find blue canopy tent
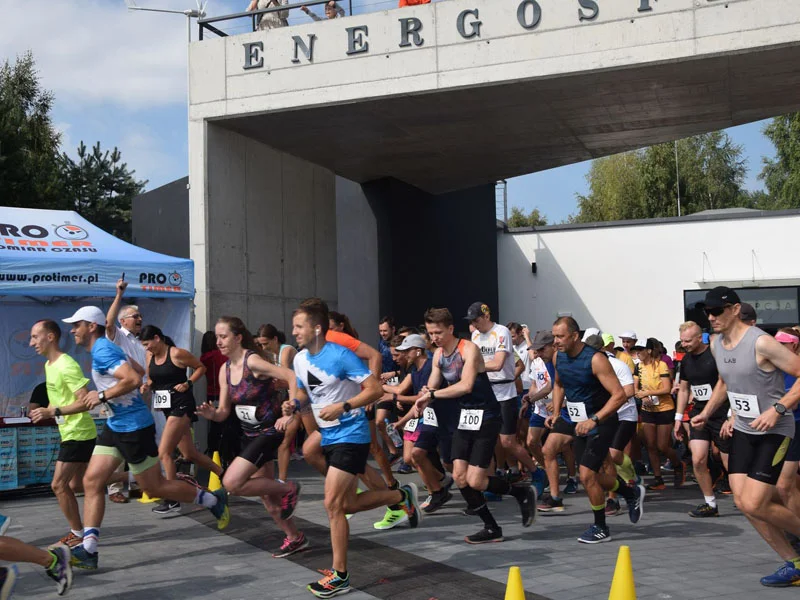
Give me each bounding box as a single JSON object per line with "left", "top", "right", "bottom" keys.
{"left": 0, "top": 207, "right": 194, "bottom": 415}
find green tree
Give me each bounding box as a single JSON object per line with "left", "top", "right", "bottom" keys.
{"left": 0, "top": 52, "right": 63, "bottom": 208}
{"left": 760, "top": 114, "right": 800, "bottom": 208}
{"left": 508, "top": 206, "right": 548, "bottom": 227}
{"left": 574, "top": 152, "right": 646, "bottom": 223}
{"left": 60, "top": 142, "right": 146, "bottom": 241}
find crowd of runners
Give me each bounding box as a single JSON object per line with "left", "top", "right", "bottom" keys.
{"left": 4, "top": 282, "right": 800, "bottom": 597}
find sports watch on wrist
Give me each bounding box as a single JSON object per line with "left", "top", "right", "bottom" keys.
{"left": 54, "top": 407, "right": 62, "bottom": 418}
{"left": 342, "top": 402, "right": 352, "bottom": 413}
{"left": 591, "top": 414, "right": 600, "bottom": 423}
{"left": 98, "top": 391, "right": 106, "bottom": 403}
{"left": 774, "top": 403, "right": 788, "bottom": 415}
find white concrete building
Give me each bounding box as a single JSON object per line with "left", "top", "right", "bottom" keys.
{"left": 497, "top": 209, "right": 800, "bottom": 348}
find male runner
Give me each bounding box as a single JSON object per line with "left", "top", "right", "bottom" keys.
{"left": 290, "top": 301, "right": 420, "bottom": 597}
{"left": 467, "top": 303, "right": 539, "bottom": 483}
{"left": 691, "top": 287, "right": 800, "bottom": 586}
{"left": 549, "top": 317, "right": 644, "bottom": 544}
{"left": 28, "top": 320, "right": 97, "bottom": 549}
{"left": 675, "top": 321, "right": 730, "bottom": 517}
{"left": 415, "top": 308, "right": 535, "bottom": 544}
{"left": 63, "top": 306, "right": 229, "bottom": 570}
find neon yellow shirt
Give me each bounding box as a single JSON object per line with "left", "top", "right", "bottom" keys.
{"left": 45, "top": 353, "right": 96, "bottom": 442}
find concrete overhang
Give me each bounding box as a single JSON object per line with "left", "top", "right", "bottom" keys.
{"left": 190, "top": 0, "right": 800, "bottom": 194}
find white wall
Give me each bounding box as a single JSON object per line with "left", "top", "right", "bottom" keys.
{"left": 498, "top": 213, "right": 800, "bottom": 348}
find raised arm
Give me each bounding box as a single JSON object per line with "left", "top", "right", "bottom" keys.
{"left": 105, "top": 278, "right": 127, "bottom": 342}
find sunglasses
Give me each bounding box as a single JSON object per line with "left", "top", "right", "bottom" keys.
{"left": 703, "top": 305, "right": 731, "bottom": 317}
{"left": 123, "top": 313, "right": 142, "bottom": 320}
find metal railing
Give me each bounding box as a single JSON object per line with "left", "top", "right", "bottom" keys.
{"left": 198, "top": 0, "right": 429, "bottom": 40}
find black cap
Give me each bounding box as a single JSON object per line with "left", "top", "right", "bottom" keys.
{"left": 465, "top": 302, "right": 490, "bottom": 321}
{"left": 701, "top": 286, "right": 741, "bottom": 309}
{"left": 740, "top": 302, "right": 757, "bottom": 322}
{"left": 645, "top": 337, "right": 659, "bottom": 351}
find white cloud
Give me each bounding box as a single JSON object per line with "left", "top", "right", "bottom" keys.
{"left": 0, "top": 0, "right": 239, "bottom": 110}
{"left": 53, "top": 122, "right": 73, "bottom": 152}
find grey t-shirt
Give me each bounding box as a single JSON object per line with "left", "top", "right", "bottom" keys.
{"left": 714, "top": 326, "right": 794, "bottom": 438}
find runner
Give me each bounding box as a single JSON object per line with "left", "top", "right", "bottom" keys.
{"left": 415, "top": 308, "right": 536, "bottom": 544}
{"left": 384, "top": 334, "right": 455, "bottom": 513}
{"left": 255, "top": 324, "right": 300, "bottom": 483}
{"left": 377, "top": 317, "right": 403, "bottom": 467}
{"left": 62, "top": 306, "right": 229, "bottom": 570}
{"left": 583, "top": 335, "right": 638, "bottom": 517}
{"left": 775, "top": 328, "right": 800, "bottom": 539}
{"left": 549, "top": 317, "right": 644, "bottom": 544}
{"left": 467, "top": 303, "right": 540, "bottom": 484}
{"left": 28, "top": 320, "right": 96, "bottom": 549}
{"left": 139, "top": 325, "right": 223, "bottom": 515}
{"left": 198, "top": 316, "right": 307, "bottom": 559}
{"left": 691, "top": 287, "right": 800, "bottom": 587}
{"left": 288, "top": 300, "right": 421, "bottom": 597}
{"left": 674, "top": 321, "right": 730, "bottom": 517}
{"left": 0, "top": 538, "right": 71, "bottom": 596}
{"left": 635, "top": 338, "right": 683, "bottom": 490}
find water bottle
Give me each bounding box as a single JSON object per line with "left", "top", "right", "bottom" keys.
{"left": 384, "top": 418, "right": 403, "bottom": 448}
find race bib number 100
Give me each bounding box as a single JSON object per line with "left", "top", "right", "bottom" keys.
{"left": 458, "top": 409, "right": 484, "bottom": 431}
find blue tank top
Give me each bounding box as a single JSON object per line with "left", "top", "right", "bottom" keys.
{"left": 555, "top": 345, "right": 610, "bottom": 414}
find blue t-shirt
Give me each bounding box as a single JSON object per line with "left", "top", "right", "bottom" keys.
{"left": 294, "top": 342, "right": 371, "bottom": 446}
{"left": 784, "top": 373, "right": 800, "bottom": 422}
{"left": 91, "top": 338, "right": 154, "bottom": 433}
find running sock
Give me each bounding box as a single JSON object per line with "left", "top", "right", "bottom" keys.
{"left": 335, "top": 570, "right": 348, "bottom": 580}
{"left": 705, "top": 495, "right": 717, "bottom": 508}
{"left": 195, "top": 489, "right": 219, "bottom": 508}
{"left": 460, "top": 485, "right": 500, "bottom": 530}
{"left": 388, "top": 490, "right": 406, "bottom": 511}
{"left": 790, "top": 557, "right": 800, "bottom": 569}
{"left": 475, "top": 504, "right": 500, "bottom": 531}
{"left": 82, "top": 527, "right": 99, "bottom": 554}
{"left": 612, "top": 476, "right": 636, "bottom": 501}
{"left": 486, "top": 476, "right": 511, "bottom": 496}
{"left": 70, "top": 529, "right": 82, "bottom": 538}
{"left": 592, "top": 504, "right": 606, "bottom": 528}
{"left": 616, "top": 454, "right": 636, "bottom": 482}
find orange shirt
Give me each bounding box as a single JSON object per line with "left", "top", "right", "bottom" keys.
{"left": 326, "top": 330, "right": 360, "bottom": 353}
{"left": 399, "top": 0, "right": 431, "bottom": 5}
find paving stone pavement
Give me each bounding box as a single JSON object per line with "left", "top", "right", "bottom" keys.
{"left": 2, "top": 463, "right": 797, "bottom": 600}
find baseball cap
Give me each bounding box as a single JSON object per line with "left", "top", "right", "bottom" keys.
{"left": 620, "top": 331, "right": 637, "bottom": 341}
{"left": 464, "top": 302, "right": 490, "bottom": 321}
{"left": 396, "top": 334, "right": 427, "bottom": 351}
{"left": 62, "top": 306, "right": 106, "bottom": 326}
{"left": 531, "top": 330, "right": 554, "bottom": 349}
{"left": 740, "top": 302, "right": 757, "bottom": 323}
{"left": 602, "top": 333, "right": 615, "bottom": 347}
{"left": 584, "top": 334, "right": 604, "bottom": 351}
{"left": 645, "top": 338, "right": 659, "bottom": 351}
{"left": 700, "top": 286, "right": 741, "bottom": 309}
{"left": 633, "top": 338, "right": 648, "bottom": 350}
{"left": 581, "top": 327, "right": 600, "bottom": 342}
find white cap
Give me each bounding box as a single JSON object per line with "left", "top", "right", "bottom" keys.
{"left": 396, "top": 334, "right": 427, "bottom": 351}
{"left": 581, "top": 327, "right": 600, "bottom": 342}
{"left": 620, "top": 330, "right": 638, "bottom": 340}
{"left": 62, "top": 306, "right": 106, "bottom": 326}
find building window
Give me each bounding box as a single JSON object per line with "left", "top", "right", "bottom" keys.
{"left": 684, "top": 286, "right": 800, "bottom": 333}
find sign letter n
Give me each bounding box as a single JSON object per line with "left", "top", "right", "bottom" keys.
{"left": 292, "top": 34, "right": 317, "bottom": 64}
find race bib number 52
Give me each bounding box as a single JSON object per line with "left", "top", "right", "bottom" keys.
{"left": 566, "top": 401, "right": 589, "bottom": 422}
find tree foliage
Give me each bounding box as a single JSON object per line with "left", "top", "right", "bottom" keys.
{"left": 760, "top": 114, "right": 800, "bottom": 209}
{"left": 508, "top": 206, "right": 548, "bottom": 228}
{"left": 0, "top": 52, "right": 146, "bottom": 240}
{"left": 574, "top": 132, "right": 748, "bottom": 222}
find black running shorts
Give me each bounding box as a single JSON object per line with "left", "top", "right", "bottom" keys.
{"left": 499, "top": 400, "right": 519, "bottom": 436}
{"left": 552, "top": 417, "right": 576, "bottom": 437}
{"left": 416, "top": 425, "right": 454, "bottom": 465}
{"left": 95, "top": 424, "right": 158, "bottom": 473}
{"left": 57, "top": 439, "right": 96, "bottom": 463}
{"left": 610, "top": 420, "right": 637, "bottom": 452}
{"left": 641, "top": 409, "right": 675, "bottom": 426}
{"left": 323, "top": 442, "right": 370, "bottom": 475}
{"left": 573, "top": 415, "right": 619, "bottom": 473}
{"left": 239, "top": 433, "right": 284, "bottom": 469}
{"left": 787, "top": 422, "right": 800, "bottom": 463}
{"left": 451, "top": 418, "right": 502, "bottom": 468}
{"left": 161, "top": 396, "right": 198, "bottom": 423}
{"left": 689, "top": 405, "right": 732, "bottom": 454}
{"left": 728, "top": 430, "right": 790, "bottom": 485}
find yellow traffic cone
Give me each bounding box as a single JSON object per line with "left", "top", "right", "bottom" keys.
{"left": 504, "top": 566, "right": 525, "bottom": 600}
{"left": 208, "top": 451, "right": 223, "bottom": 492}
{"left": 609, "top": 545, "right": 637, "bottom": 600}
{"left": 138, "top": 490, "right": 160, "bottom": 504}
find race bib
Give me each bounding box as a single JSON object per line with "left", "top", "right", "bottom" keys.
{"left": 423, "top": 407, "right": 438, "bottom": 427}
{"left": 311, "top": 404, "right": 340, "bottom": 429}
{"left": 387, "top": 376, "right": 400, "bottom": 386}
{"left": 728, "top": 392, "right": 760, "bottom": 419}
{"left": 691, "top": 384, "right": 713, "bottom": 402}
{"left": 458, "top": 409, "right": 484, "bottom": 431}
{"left": 566, "top": 401, "right": 589, "bottom": 422}
{"left": 404, "top": 418, "right": 419, "bottom": 432}
{"left": 153, "top": 390, "right": 171, "bottom": 409}
{"left": 235, "top": 405, "right": 260, "bottom": 425}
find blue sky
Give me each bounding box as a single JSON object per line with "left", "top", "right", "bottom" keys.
{"left": 0, "top": 1, "right": 781, "bottom": 222}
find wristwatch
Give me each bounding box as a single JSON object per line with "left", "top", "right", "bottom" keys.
{"left": 342, "top": 402, "right": 352, "bottom": 413}
{"left": 392, "top": 393, "right": 398, "bottom": 402}
{"left": 430, "top": 390, "right": 436, "bottom": 401}
{"left": 54, "top": 407, "right": 62, "bottom": 418}
{"left": 591, "top": 414, "right": 600, "bottom": 423}
{"left": 98, "top": 391, "right": 106, "bottom": 403}
{"left": 186, "top": 380, "right": 193, "bottom": 389}
{"left": 774, "top": 403, "right": 788, "bottom": 415}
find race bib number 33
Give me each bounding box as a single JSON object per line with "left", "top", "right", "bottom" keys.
{"left": 458, "top": 409, "right": 484, "bottom": 431}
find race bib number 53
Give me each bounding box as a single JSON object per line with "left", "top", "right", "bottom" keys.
{"left": 458, "top": 409, "right": 484, "bottom": 431}
{"left": 728, "top": 392, "right": 760, "bottom": 419}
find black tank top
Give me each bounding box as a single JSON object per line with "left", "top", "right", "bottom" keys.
{"left": 680, "top": 347, "right": 727, "bottom": 419}
{"left": 149, "top": 347, "right": 193, "bottom": 403}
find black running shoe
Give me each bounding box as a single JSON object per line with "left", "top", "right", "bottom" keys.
{"left": 422, "top": 491, "right": 453, "bottom": 514}
{"left": 280, "top": 482, "right": 301, "bottom": 521}
{"left": 461, "top": 506, "right": 478, "bottom": 516}
{"left": 465, "top": 527, "right": 503, "bottom": 544}
{"left": 518, "top": 486, "right": 537, "bottom": 527}
{"left": 626, "top": 485, "right": 645, "bottom": 524}
{"left": 152, "top": 500, "right": 181, "bottom": 515}
{"left": 538, "top": 495, "right": 565, "bottom": 513}
{"left": 689, "top": 502, "right": 719, "bottom": 518}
